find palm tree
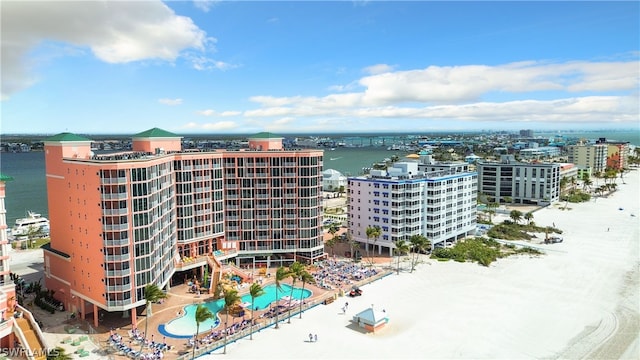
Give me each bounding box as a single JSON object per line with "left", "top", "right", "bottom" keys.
{"left": 569, "top": 176, "right": 578, "bottom": 194}
{"left": 409, "top": 235, "right": 429, "bottom": 273}
{"left": 192, "top": 304, "right": 214, "bottom": 359}
{"left": 325, "top": 237, "right": 337, "bottom": 257}
{"left": 287, "top": 261, "right": 304, "bottom": 323}
{"left": 47, "top": 347, "right": 72, "bottom": 360}
{"left": 619, "top": 167, "right": 628, "bottom": 184}
{"left": 139, "top": 284, "right": 168, "bottom": 356}
{"left": 248, "top": 283, "right": 265, "bottom": 340}
{"left": 582, "top": 177, "right": 593, "bottom": 192}
{"left": 509, "top": 210, "right": 523, "bottom": 224}
{"left": 344, "top": 232, "right": 359, "bottom": 262}
{"left": 524, "top": 212, "right": 533, "bottom": 225}
{"left": 593, "top": 171, "right": 602, "bottom": 187}
{"left": 365, "top": 225, "right": 382, "bottom": 267}
{"left": 274, "top": 266, "right": 292, "bottom": 329}
{"left": 222, "top": 288, "right": 240, "bottom": 354}
{"left": 298, "top": 270, "right": 315, "bottom": 319}
{"left": 559, "top": 176, "right": 569, "bottom": 196}
{"left": 328, "top": 225, "right": 338, "bottom": 239}
{"left": 394, "top": 240, "right": 410, "bottom": 275}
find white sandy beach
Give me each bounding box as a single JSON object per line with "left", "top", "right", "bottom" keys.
{"left": 202, "top": 170, "right": 640, "bottom": 360}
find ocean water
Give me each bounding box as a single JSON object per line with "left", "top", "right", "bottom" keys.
{"left": 0, "top": 152, "right": 48, "bottom": 226}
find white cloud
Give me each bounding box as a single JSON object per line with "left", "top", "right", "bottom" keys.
{"left": 197, "top": 109, "right": 241, "bottom": 117}
{"left": 238, "top": 59, "right": 638, "bottom": 125}
{"left": 219, "top": 111, "right": 242, "bottom": 117}
{"left": 198, "top": 109, "right": 216, "bottom": 116}
{"left": 181, "top": 120, "right": 238, "bottom": 131}
{"left": 1, "top": 0, "right": 207, "bottom": 99}
{"left": 356, "top": 61, "right": 639, "bottom": 106}
{"left": 363, "top": 64, "right": 395, "bottom": 75}
{"left": 189, "top": 56, "right": 236, "bottom": 71}
{"left": 202, "top": 121, "right": 238, "bottom": 130}
{"left": 193, "top": 0, "right": 219, "bottom": 13}
{"left": 158, "top": 98, "right": 183, "bottom": 106}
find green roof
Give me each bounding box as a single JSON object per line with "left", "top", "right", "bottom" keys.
{"left": 133, "top": 128, "right": 180, "bottom": 138}
{"left": 45, "top": 132, "right": 92, "bottom": 142}
{"left": 249, "top": 132, "right": 282, "bottom": 139}
{"left": 0, "top": 173, "right": 14, "bottom": 182}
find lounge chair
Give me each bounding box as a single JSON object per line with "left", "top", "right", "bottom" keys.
{"left": 61, "top": 336, "right": 72, "bottom": 344}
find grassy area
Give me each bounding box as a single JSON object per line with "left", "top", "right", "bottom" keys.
{"left": 11, "top": 237, "right": 50, "bottom": 249}
{"left": 430, "top": 237, "right": 543, "bottom": 266}
{"left": 487, "top": 221, "right": 563, "bottom": 241}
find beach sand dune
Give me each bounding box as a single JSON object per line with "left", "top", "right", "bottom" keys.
{"left": 201, "top": 171, "right": 639, "bottom": 360}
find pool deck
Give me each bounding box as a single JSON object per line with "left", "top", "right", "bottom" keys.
{"left": 117, "top": 277, "right": 329, "bottom": 359}
{"left": 74, "top": 262, "right": 391, "bottom": 360}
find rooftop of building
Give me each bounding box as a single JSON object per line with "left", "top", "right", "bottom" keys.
{"left": 132, "top": 127, "right": 181, "bottom": 138}
{"left": 45, "top": 132, "right": 93, "bottom": 142}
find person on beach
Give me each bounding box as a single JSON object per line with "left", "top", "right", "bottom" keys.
{"left": 309, "top": 333, "right": 313, "bottom": 342}
{"left": 314, "top": 334, "right": 318, "bottom": 342}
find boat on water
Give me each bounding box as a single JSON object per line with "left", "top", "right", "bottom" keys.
{"left": 10, "top": 211, "right": 50, "bottom": 236}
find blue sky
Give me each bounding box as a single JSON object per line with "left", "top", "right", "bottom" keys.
{"left": 1, "top": 0, "right": 639, "bottom": 135}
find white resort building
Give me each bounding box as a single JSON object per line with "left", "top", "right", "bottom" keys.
{"left": 322, "top": 169, "right": 347, "bottom": 192}
{"left": 347, "top": 159, "right": 478, "bottom": 256}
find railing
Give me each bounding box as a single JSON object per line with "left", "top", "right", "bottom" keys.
{"left": 100, "top": 177, "right": 127, "bottom": 184}
{"left": 17, "top": 304, "right": 47, "bottom": 360}
{"left": 102, "top": 208, "right": 128, "bottom": 216}
{"left": 106, "top": 298, "right": 133, "bottom": 307}
{"left": 106, "top": 283, "right": 132, "bottom": 292}
{"left": 105, "top": 268, "right": 131, "bottom": 277}
{"left": 104, "top": 238, "right": 130, "bottom": 247}
{"left": 175, "top": 296, "right": 334, "bottom": 360}
{"left": 105, "top": 254, "right": 131, "bottom": 262}
{"left": 101, "top": 193, "right": 128, "bottom": 200}
{"left": 102, "top": 223, "right": 129, "bottom": 231}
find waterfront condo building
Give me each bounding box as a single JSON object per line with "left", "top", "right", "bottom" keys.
{"left": 42, "top": 129, "right": 323, "bottom": 327}
{"left": 567, "top": 144, "right": 608, "bottom": 174}
{"left": 600, "top": 141, "right": 630, "bottom": 171}
{"left": 476, "top": 155, "right": 561, "bottom": 205}
{"left": 347, "top": 158, "right": 477, "bottom": 255}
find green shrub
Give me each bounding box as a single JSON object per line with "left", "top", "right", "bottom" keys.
{"left": 430, "top": 237, "right": 542, "bottom": 267}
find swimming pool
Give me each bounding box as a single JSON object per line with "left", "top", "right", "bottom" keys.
{"left": 160, "top": 284, "right": 311, "bottom": 337}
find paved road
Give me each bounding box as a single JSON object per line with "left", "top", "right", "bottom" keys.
{"left": 8, "top": 247, "right": 44, "bottom": 284}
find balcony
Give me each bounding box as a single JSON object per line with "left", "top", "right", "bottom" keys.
{"left": 105, "top": 268, "right": 132, "bottom": 277}
{"left": 105, "top": 253, "right": 131, "bottom": 262}
{"left": 101, "top": 177, "right": 127, "bottom": 185}
{"left": 106, "top": 283, "right": 133, "bottom": 292}
{"left": 106, "top": 299, "right": 133, "bottom": 307}
{"left": 103, "top": 223, "right": 129, "bottom": 231}
{"left": 104, "top": 238, "right": 130, "bottom": 247}
{"left": 103, "top": 208, "right": 128, "bottom": 216}
{"left": 101, "top": 193, "right": 128, "bottom": 200}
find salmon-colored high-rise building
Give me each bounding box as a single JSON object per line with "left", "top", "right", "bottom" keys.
{"left": 42, "top": 129, "right": 324, "bottom": 327}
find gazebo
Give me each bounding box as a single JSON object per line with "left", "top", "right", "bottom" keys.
{"left": 352, "top": 306, "right": 388, "bottom": 332}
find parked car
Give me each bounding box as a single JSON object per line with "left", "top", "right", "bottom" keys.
{"left": 545, "top": 236, "right": 563, "bottom": 244}
{"left": 349, "top": 286, "right": 363, "bottom": 297}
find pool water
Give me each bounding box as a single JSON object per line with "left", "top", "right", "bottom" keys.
{"left": 161, "top": 284, "right": 311, "bottom": 337}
